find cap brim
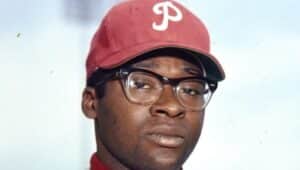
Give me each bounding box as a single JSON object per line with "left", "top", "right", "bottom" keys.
{"left": 98, "top": 41, "right": 225, "bottom": 81}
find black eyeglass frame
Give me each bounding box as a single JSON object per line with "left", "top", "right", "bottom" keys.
{"left": 92, "top": 67, "right": 218, "bottom": 93}
{"left": 89, "top": 67, "right": 218, "bottom": 110}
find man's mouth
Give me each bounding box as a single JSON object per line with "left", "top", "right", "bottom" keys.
{"left": 147, "top": 133, "right": 184, "bottom": 148}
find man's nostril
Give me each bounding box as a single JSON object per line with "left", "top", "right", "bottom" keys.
{"left": 155, "top": 109, "right": 168, "bottom": 114}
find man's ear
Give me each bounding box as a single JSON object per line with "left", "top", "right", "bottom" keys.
{"left": 82, "top": 87, "right": 98, "bottom": 119}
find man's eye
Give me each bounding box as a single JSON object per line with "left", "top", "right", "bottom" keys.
{"left": 182, "top": 88, "right": 201, "bottom": 96}
{"left": 131, "top": 81, "right": 151, "bottom": 89}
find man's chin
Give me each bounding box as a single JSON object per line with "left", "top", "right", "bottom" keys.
{"left": 141, "top": 148, "right": 184, "bottom": 170}
{"left": 153, "top": 158, "right": 181, "bottom": 170}
{"left": 134, "top": 161, "right": 180, "bottom": 170}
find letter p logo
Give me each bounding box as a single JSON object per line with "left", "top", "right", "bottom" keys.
{"left": 152, "top": 1, "right": 183, "bottom": 31}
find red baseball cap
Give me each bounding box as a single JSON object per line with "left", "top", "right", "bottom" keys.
{"left": 86, "top": 0, "right": 225, "bottom": 81}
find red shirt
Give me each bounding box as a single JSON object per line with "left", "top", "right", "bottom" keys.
{"left": 90, "top": 153, "right": 110, "bottom": 170}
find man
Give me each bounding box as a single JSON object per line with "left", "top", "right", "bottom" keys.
{"left": 81, "top": 0, "right": 225, "bottom": 170}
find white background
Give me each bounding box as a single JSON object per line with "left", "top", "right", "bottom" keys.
{"left": 0, "top": 0, "right": 299, "bottom": 170}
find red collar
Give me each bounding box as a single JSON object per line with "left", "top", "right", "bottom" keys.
{"left": 90, "top": 153, "right": 110, "bottom": 170}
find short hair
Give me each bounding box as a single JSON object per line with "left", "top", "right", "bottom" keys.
{"left": 86, "top": 68, "right": 117, "bottom": 98}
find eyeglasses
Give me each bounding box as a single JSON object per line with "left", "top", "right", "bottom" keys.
{"left": 94, "top": 67, "right": 218, "bottom": 111}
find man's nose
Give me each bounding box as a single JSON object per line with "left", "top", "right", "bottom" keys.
{"left": 150, "top": 85, "right": 185, "bottom": 118}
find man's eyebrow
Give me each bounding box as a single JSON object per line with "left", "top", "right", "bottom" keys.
{"left": 133, "top": 61, "right": 159, "bottom": 69}
{"left": 183, "top": 66, "right": 203, "bottom": 76}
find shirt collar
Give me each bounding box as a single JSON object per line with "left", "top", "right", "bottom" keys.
{"left": 90, "top": 153, "right": 110, "bottom": 170}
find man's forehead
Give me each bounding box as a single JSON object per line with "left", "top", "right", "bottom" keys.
{"left": 132, "top": 55, "right": 203, "bottom": 75}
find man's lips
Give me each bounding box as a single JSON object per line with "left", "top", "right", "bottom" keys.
{"left": 147, "top": 133, "right": 184, "bottom": 148}
{"left": 145, "top": 125, "right": 186, "bottom": 148}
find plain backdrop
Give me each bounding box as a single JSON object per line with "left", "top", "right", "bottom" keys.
{"left": 0, "top": 0, "right": 299, "bottom": 170}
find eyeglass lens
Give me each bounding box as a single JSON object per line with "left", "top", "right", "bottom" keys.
{"left": 123, "top": 71, "right": 212, "bottom": 110}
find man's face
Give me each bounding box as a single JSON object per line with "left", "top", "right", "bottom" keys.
{"left": 94, "top": 55, "right": 205, "bottom": 170}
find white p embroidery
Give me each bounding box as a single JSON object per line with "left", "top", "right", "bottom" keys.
{"left": 152, "top": 1, "right": 183, "bottom": 31}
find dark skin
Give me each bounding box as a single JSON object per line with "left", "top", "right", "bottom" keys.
{"left": 82, "top": 55, "right": 205, "bottom": 170}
